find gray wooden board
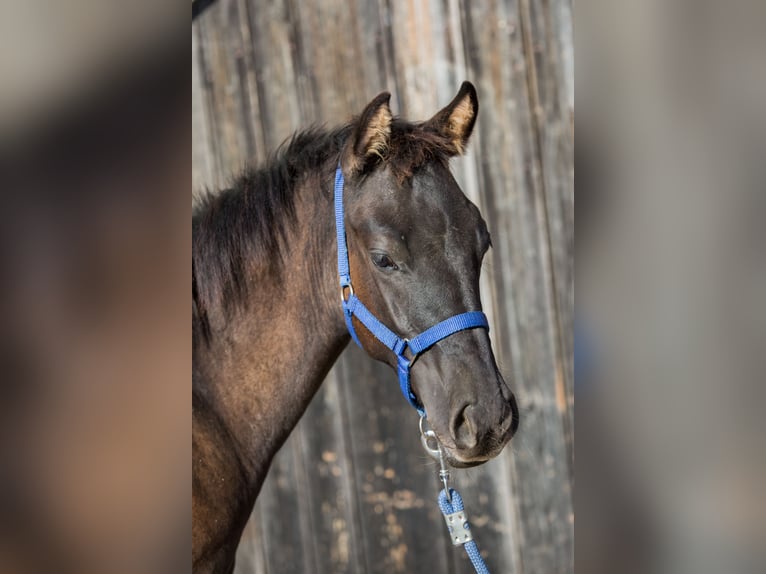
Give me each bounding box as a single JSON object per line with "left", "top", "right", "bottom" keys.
{"left": 193, "top": 1, "right": 573, "bottom": 572}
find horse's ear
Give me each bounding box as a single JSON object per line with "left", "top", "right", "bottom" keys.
{"left": 342, "top": 92, "right": 392, "bottom": 176}
{"left": 426, "top": 81, "right": 479, "bottom": 155}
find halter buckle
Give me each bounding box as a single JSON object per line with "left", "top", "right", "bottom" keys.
{"left": 340, "top": 283, "right": 354, "bottom": 303}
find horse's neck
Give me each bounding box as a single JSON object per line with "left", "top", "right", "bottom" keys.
{"left": 197, "top": 174, "right": 349, "bottom": 491}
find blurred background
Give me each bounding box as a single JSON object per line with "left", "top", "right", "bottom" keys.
{"left": 577, "top": 1, "right": 766, "bottom": 573}
{"left": 192, "top": 1, "right": 573, "bottom": 573}
{"left": 1, "top": 0, "right": 762, "bottom": 572}
{"left": 0, "top": 3, "right": 188, "bottom": 573}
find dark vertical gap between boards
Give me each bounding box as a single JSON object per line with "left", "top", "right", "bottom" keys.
{"left": 234, "top": 8, "right": 257, "bottom": 160}
{"left": 245, "top": 0, "right": 274, "bottom": 147}
{"left": 347, "top": 0, "right": 365, "bottom": 95}
{"left": 284, "top": 0, "right": 305, "bottom": 128}
{"left": 370, "top": 0, "right": 391, "bottom": 92}
{"left": 454, "top": 2, "right": 495, "bottom": 572}
{"left": 194, "top": 21, "right": 225, "bottom": 189}
{"left": 292, "top": 426, "right": 322, "bottom": 573}
{"left": 379, "top": 0, "right": 403, "bottom": 114}
{"left": 542, "top": 0, "right": 575, "bottom": 477}
{"left": 545, "top": 0, "right": 575, "bottom": 459}
{"left": 256, "top": 484, "right": 272, "bottom": 574}
{"left": 239, "top": 0, "right": 266, "bottom": 164}
{"left": 335, "top": 356, "right": 373, "bottom": 574}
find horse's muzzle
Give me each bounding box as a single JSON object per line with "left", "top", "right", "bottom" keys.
{"left": 445, "top": 392, "right": 519, "bottom": 466}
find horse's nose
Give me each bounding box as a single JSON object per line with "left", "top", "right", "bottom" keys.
{"left": 450, "top": 403, "right": 481, "bottom": 451}
{"left": 450, "top": 397, "right": 518, "bottom": 455}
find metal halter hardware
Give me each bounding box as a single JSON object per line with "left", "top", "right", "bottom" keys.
{"left": 419, "top": 415, "right": 452, "bottom": 501}
{"left": 334, "top": 165, "right": 489, "bottom": 416}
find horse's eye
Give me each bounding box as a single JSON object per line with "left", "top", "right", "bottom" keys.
{"left": 371, "top": 253, "right": 398, "bottom": 270}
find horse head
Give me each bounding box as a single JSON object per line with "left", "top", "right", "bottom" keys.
{"left": 338, "top": 82, "right": 519, "bottom": 467}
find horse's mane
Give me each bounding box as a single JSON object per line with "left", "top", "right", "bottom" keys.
{"left": 193, "top": 117, "right": 457, "bottom": 343}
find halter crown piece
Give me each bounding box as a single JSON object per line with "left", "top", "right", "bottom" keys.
{"left": 334, "top": 166, "right": 490, "bottom": 417}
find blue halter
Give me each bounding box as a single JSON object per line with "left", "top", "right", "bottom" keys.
{"left": 334, "top": 166, "right": 489, "bottom": 416}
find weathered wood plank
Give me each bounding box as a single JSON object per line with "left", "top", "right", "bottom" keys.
{"left": 335, "top": 345, "right": 455, "bottom": 574}
{"left": 292, "top": 372, "right": 368, "bottom": 574}
{"left": 521, "top": 0, "right": 575, "bottom": 473}
{"left": 192, "top": 31, "right": 216, "bottom": 194}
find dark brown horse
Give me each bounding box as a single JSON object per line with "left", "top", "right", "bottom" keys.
{"left": 192, "top": 83, "right": 518, "bottom": 573}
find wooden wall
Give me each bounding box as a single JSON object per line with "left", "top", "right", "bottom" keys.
{"left": 192, "top": 0, "right": 573, "bottom": 572}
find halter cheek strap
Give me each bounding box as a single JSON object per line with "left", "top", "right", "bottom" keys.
{"left": 334, "top": 166, "right": 489, "bottom": 416}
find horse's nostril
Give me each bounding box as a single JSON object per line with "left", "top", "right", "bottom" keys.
{"left": 451, "top": 404, "right": 478, "bottom": 450}
{"left": 509, "top": 395, "right": 520, "bottom": 437}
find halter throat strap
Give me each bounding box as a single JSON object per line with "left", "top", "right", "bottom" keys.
{"left": 334, "top": 166, "right": 489, "bottom": 416}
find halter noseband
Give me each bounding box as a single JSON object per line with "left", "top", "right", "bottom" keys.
{"left": 334, "top": 166, "right": 489, "bottom": 416}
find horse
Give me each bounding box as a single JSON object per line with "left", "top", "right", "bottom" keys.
{"left": 192, "top": 82, "right": 519, "bottom": 573}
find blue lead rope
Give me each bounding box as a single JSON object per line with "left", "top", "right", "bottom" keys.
{"left": 439, "top": 488, "right": 491, "bottom": 574}
{"left": 334, "top": 166, "right": 489, "bottom": 416}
